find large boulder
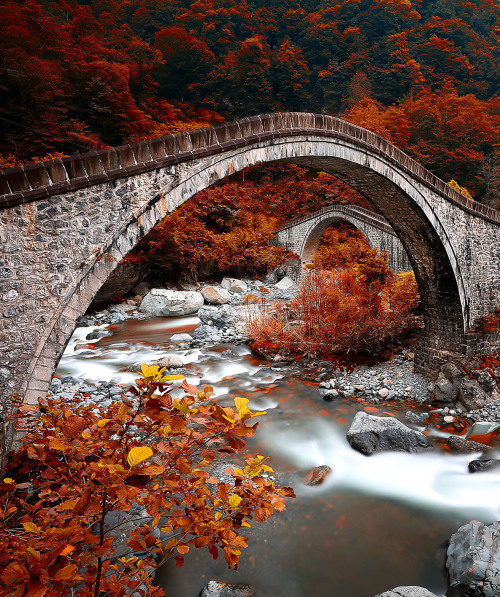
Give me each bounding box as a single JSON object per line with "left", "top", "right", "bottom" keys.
{"left": 198, "top": 305, "right": 238, "bottom": 328}
{"left": 201, "top": 286, "right": 231, "bottom": 305}
{"left": 221, "top": 278, "right": 248, "bottom": 294}
{"left": 347, "top": 412, "right": 432, "bottom": 455}
{"left": 433, "top": 372, "right": 459, "bottom": 404}
{"left": 89, "top": 260, "right": 147, "bottom": 310}
{"left": 274, "top": 276, "right": 297, "bottom": 291}
{"left": 458, "top": 379, "right": 492, "bottom": 410}
{"left": 468, "top": 459, "right": 500, "bottom": 473}
{"left": 375, "top": 587, "right": 439, "bottom": 597}
{"left": 200, "top": 581, "right": 255, "bottom": 597}
{"left": 446, "top": 521, "right": 500, "bottom": 597}
{"left": 447, "top": 436, "right": 490, "bottom": 453}
{"left": 139, "top": 289, "right": 204, "bottom": 317}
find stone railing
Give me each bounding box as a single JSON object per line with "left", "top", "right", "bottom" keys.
{"left": 1, "top": 112, "right": 499, "bottom": 225}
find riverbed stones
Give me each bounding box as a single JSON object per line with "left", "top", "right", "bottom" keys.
{"left": 170, "top": 333, "right": 192, "bottom": 342}
{"left": 139, "top": 289, "right": 204, "bottom": 316}
{"left": 200, "top": 581, "right": 255, "bottom": 597}
{"left": 347, "top": 412, "right": 432, "bottom": 455}
{"left": 221, "top": 278, "right": 248, "bottom": 294}
{"left": 156, "top": 355, "right": 184, "bottom": 368}
{"left": 447, "top": 521, "right": 500, "bottom": 597}
{"left": 198, "top": 305, "right": 238, "bottom": 328}
{"left": 201, "top": 285, "right": 231, "bottom": 305}
{"left": 375, "top": 587, "right": 439, "bottom": 597}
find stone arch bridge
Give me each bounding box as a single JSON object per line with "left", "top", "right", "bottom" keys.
{"left": 1, "top": 112, "right": 500, "bottom": 456}
{"left": 273, "top": 204, "right": 411, "bottom": 275}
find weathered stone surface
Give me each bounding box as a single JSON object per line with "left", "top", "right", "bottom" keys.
{"left": 198, "top": 305, "right": 238, "bottom": 328}
{"left": 375, "top": 587, "right": 439, "bottom": 597}
{"left": 458, "top": 379, "right": 491, "bottom": 410}
{"left": 433, "top": 372, "right": 459, "bottom": 404}
{"left": 200, "top": 581, "right": 255, "bottom": 597}
{"left": 221, "top": 278, "right": 248, "bottom": 294}
{"left": 347, "top": 412, "right": 432, "bottom": 455}
{"left": 468, "top": 459, "right": 500, "bottom": 473}
{"left": 156, "top": 355, "right": 184, "bottom": 368}
{"left": 447, "top": 521, "right": 500, "bottom": 597}
{"left": 447, "top": 436, "right": 490, "bottom": 453}
{"left": 139, "top": 289, "right": 204, "bottom": 316}
{"left": 201, "top": 285, "right": 231, "bottom": 305}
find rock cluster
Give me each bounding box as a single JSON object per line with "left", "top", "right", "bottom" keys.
{"left": 200, "top": 581, "right": 255, "bottom": 597}
{"left": 429, "top": 362, "right": 499, "bottom": 411}
{"left": 319, "top": 354, "right": 430, "bottom": 404}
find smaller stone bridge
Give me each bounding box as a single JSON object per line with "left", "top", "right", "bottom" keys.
{"left": 274, "top": 204, "right": 411, "bottom": 276}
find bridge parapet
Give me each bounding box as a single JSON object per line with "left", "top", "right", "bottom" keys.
{"left": 1, "top": 113, "right": 499, "bottom": 226}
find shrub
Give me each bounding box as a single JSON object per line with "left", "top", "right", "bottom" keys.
{"left": 247, "top": 268, "right": 420, "bottom": 363}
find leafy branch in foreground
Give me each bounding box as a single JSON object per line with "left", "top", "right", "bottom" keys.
{"left": 0, "top": 365, "right": 294, "bottom": 596}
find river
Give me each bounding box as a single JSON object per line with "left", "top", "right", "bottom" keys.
{"left": 56, "top": 316, "right": 500, "bottom": 597}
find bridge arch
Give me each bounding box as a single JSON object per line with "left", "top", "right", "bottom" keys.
{"left": 1, "top": 112, "right": 500, "bottom": 429}
{"left": 274, "top": 204, "right": 411, "bottom": 273}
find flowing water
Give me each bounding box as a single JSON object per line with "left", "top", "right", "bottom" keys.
{"left": 57, "top": 317, "right": 500, "bottom": 597}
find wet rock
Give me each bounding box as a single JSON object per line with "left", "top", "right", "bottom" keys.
{"left": 468, "top": 459, "right": 500, "bottom": 473}
{"left": 198, "top": 305, "right": 238, "bottom": 328}
{"left": 157, "top": 355, "right": 184, "bottom": 369}
{"left": 447, "top": 435, "right": 490, "bottom": 453}
{"left": 323, "top": 389, "right": 340, "bottom": 401}
{"left": 193, "top": 324, "right": 221, "bottom": 342}
{"left": 347, "top": 412, "right": 432, "bottom": 456}
{"left": 86, "top": 329, "right": 110, "bottom": 341}
{"left": 447, "top": 520, "right": 500, "bottom": 597}
{"left": 375, "top": 587, "right": 439, "bottom": 597}
{"left": 201, "top": 285, "right": 231, "bottom": 305}
{"left": 139, "top": 289, "right": 204, "bottom": 317}
{"left": 304, "top": 465, "right": 332, "bottom": 486}
{"left": 170, "top": 333, "right": 192, "bottom": 342}
{"left": 221, "top": 349, "right": 234, "bottom": 357}
{"left": 200, "top": 581, "right": 255, "bottom": 597}
{"left": 458, "top": 379, "right": 491, "bottom": 411}
{"left": 221, "top": 278, "right": 248, "bottom": 294}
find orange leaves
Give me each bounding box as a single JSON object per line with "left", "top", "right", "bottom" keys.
{"left": 0, "top": 365, "right": 293, "bottom": 595}
{"left": 246, "top": 267, "right": 420, "bottom": 364}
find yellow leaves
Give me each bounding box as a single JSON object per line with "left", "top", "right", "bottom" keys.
{"left": 81, "top": 429, "right": 91, "bottom": 439}
{"left": 224, "top": 397, "right": 267, "bottom": 424}
{"left": 138, "top": 363, "right": 164, "bottom": 379}
{"left": 97, "top": 419, "right": 112, "bottom": 428}
{"left": 162, "top": 374, "right": 185, "bottom": 381}
{"left": 60, "top": 500, "right": 77, "bottom": 510}
{"left": 27, "top": 547, "right": 41, "bottom": 559}
{"left": 2, "top": 478, "right": 13, "bottom": 484}
{"left": 228, "top": 494, "right": 242, "bottom": 509}
{"left": 214, "top": 512, "right": 223, "bottom": 521}
{"left": 127, "top": 446, "right": 153, "bottom": 468}
{"left": 22, "top": 521, "right": 41, "bottom": 534}
{"left": 53, "top": 564, "right": 83, "bottom": 582}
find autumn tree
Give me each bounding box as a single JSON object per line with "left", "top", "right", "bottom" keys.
{"left": 0, "top": 366, "right": 294, "bottom": 596}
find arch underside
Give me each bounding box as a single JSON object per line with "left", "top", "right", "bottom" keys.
{"left": 22, "top": 137, "right": 469, "bottom": 406}
{"left": 300, "top": 215, "right": 382, "bottom": 265}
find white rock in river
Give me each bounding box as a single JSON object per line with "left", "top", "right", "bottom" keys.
{"left": 170, "top": 333, "right": 192, "bottom": 342}
{"left": 139, "top": 289, "right": 204, "bottom": 316}
{"left": 221, "top": 278, "right": 248, "bottom": 293}
{"left": 274, "top": 276, "right": 297, "bottom": 290}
